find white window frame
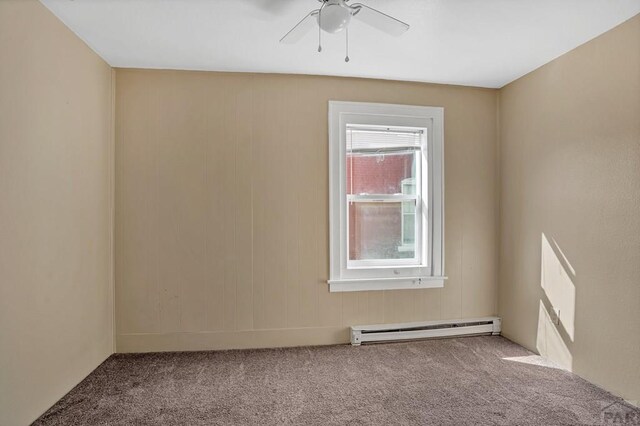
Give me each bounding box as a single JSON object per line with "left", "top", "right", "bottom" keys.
{"left": 328, "top": 101, "right": 446, "bottom": 292}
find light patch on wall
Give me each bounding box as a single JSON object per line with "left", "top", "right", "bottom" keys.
{"left": 536, "top": 233, "right": 576, "bottom": 371}
{"left": 540, "top": 233, "right": 575, "bottom": 340}
{"left": 537, "top": 300, "right": 573, "bottom": 371}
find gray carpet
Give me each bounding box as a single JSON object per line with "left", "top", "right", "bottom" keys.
{"left": 33, "top": 336, "right": 638, "bottom": 425}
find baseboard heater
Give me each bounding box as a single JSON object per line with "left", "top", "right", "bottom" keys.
{"left": 350, "top": 316, "right": 501, "bottom": 346}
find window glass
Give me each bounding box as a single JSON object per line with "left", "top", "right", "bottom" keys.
{"left": 345, "top": 126, "right": 421, "bottom": 265}
{"left": 346, "top": 151, "right": 416, "bottom": 195}
{"left": 348, "top": 201, "right": 416, "bottom": 260}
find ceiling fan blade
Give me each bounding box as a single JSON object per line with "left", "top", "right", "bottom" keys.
{"left": 280, "top": 10, "right": 320, "bottom": 44}
{"left": 350, "top": 3, "right": 409, "bottom": 36}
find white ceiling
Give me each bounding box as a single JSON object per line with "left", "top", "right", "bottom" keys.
{"left": 40, "top": 0, "right": 640, "bottom": 88}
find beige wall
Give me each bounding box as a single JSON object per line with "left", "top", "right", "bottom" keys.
{"left": 115, "top": 70, "right": 499, "bottom": 352}
{"left": 498, "top": 14, "right": 640, "bottom": 403}
{"left": 0, "top": 1, "right": 114, "bottom": 425}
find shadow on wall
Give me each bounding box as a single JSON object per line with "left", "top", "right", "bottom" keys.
{"left": 536, "top": 233, "right": 576, "bottom": 371}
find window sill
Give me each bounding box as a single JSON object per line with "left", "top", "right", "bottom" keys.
{"left": 328, "top": 276, "right": 446, "bottom": 293}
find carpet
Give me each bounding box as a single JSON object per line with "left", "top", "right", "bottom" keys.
{"left": 33, "top": 336, "right": 639, "bottom": 425}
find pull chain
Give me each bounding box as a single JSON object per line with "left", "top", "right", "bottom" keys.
{"left": 318, "top": 3, "right": 325, "bottom": 52}
{"left": 345, "top": 26, "right": 350, "bottom": 62}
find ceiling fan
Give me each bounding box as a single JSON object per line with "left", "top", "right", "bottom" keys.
{"left": 279, "top": 0, "right": 409, "bottom": 62}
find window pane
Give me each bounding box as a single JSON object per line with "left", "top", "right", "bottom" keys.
{"left": 348, "top": 201, "right": 416, "bottom": 261}
{"left": 402, "top": 202, "right": 415, "bottom": 245}
{"left": 346, "top": 151, "right": 416, "bottom": 195}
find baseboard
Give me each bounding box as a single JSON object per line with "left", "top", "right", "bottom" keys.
{"left": 116, "top": 327, "right": 350, "bottom": 353}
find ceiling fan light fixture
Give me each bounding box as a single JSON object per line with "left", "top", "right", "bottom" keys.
{"left": 280, "top": 0, "right": 410, "bottom": 61}
{"left": 317, "top": 2, "right": 352, "bottom": 33}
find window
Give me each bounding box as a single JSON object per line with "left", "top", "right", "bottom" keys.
{"left": 346, "top": 127, "right": 422, "bottom": 266}
{"left": 328, "top": 102, "right": 445, "bottom": 292}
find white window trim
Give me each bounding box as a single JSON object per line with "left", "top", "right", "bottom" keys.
{"left": 328, "top": 101, "right": 446, "bottom": 292}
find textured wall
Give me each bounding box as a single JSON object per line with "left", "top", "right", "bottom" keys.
{"left": 499, "top": 14, "right": 640, "bottom": 404}
{"left": 0, "top": 1, "right": 114, "bottom": 425}
{"left": 115, "top": 70, "right": 499, "bottom": 352}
